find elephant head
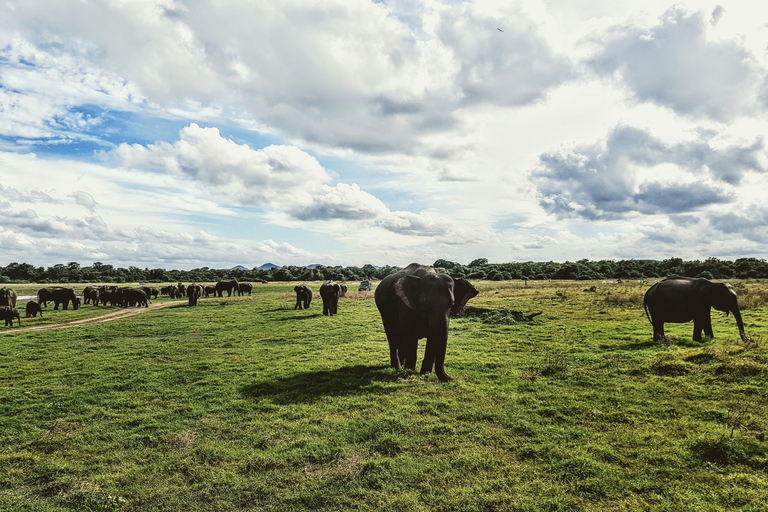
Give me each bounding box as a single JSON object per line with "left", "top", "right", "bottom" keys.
{"left": 704, "top": 282, "right": 746, "bottom": 341}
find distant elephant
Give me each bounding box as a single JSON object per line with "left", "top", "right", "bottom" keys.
{"left": 237, "top": 282, "right": 253, "bottom": 296}
{"left": 119, "top": 288, "right": 148, "bottom": 308}
{"left": 319, "top": 281, "right": 341, "bottom": 316}
{"left": 294, "top": 285, "right": 312, "bottom": 309}
{"left": 0, "top": 287, "right": 18, "bottom": 308}
{"left": 340, "top": 284, "right": 348, "bottom": 297}
{"left": 644, "top": 277, "right": 747, "bottom": 342}
{"left": 141, "top": 287, "right": 159, "bottom": 300}
{"left": 216, "top": 279, "right": 238, "bottom": 297}
{"left": 187, "top": 284, "right": 203, "bottom": 306}
{"left": 82, "top": 286, "right": 97, "bottom": 304}
{"left": 176, "top": 284, "right": 187, "bottom": 298}
{"left": 37, "top": 287, "right": 80, "bottom": 310}
{"left": 375, "top": 263, "right": 479, "bottom": 382}
{"left": 359, "top": 280, "right": 372, "bottom": 291}
{"left": 25, "top": 301, "right": 43, "bottom": 318}
{"left": 204, "top": 285, "right": 217, "bottom": 298}
{"left": 98, "top": 290, "right": 115, "bottom": 306}
{"left": 0, "top": 306, "right": 21, "bottom": 327}
{"left": 85, "top": 288, "right": 100, "bottom": 306}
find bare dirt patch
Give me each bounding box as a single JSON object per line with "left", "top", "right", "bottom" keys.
{"left": 0, "top": 300, "right": 181, "bottom": 335}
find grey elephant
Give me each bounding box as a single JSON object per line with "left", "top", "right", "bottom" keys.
{"left": 215, "top": 279, "right": 238, "bottom": 297}
{"left": 37, "top": 287, "right": 80, "bottom": 310}
{"left": 237, "top": 282, "right": 253, "bottom": 296}
{"left": 375, "top": 263, "right": 478, "bottom": 382}
{"left": 117, "top": 288, "right": 148, "bottom": 308}
{"left": 294, "top": 285, "right": 312, "bottom": 310}
{"left": 204, "top": 285, "right": 217, "bottom": 298}
{"left": 25, "top": 301, "right": 43, "bottom": 318}
{"left": 0, "top": 306, "right": 21, "bottom": 327}
{"left": 0, "top": 287, "right": 18, "bottom": 308}
{"left": 644, "top": 277, "right": 747, "bottom": 342}
{"left": 187, "top": 284, "right": 203, "bottom": 306}
{"left": 319, "top": 281, "right": 341, "bottom": 316}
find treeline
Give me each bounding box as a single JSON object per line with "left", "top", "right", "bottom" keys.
{"left": 1, "top": 257, "right": 768, "bottom": 284}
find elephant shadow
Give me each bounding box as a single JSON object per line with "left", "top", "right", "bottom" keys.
{"left": 239, "top": 364, "right": 400, "bottom": 404}
{"left": 276, "top": 313, "right": 322, "bottom": 321}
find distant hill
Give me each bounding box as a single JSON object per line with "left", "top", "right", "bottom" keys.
{"left": 306, "top": 264, "right": 326, "bottom": 269}
{"left": 229, "top": 265, "right": 250, "bottom": 271}
{"left": 257, "top": 263, "right": 281, "bottom": 270}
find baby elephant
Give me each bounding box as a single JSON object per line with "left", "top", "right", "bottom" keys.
{"left": 25, "top": 301, "right": 43, "bottom": 318}
{"left": 0, "top": 306, "right": 21, "bottom": 327}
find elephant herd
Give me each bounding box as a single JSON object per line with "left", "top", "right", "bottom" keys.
{"left": 1, "top": 271, "right": 752, "bottom": 383}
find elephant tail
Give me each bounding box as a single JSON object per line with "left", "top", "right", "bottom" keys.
{"left": 643, "top": 292, "right": 654, "bottom": 327}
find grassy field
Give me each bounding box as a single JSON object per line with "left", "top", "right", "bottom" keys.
{"left": 1, "top": 279, "right": 767, "bottom": 511}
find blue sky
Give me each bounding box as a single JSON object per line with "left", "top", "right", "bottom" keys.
{"left": 1, "top": 0, "right": 767, "bottom": 270}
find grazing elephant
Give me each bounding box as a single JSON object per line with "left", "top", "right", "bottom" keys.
{"left": 340, "top": 284, "right": 348, "bottom": 297}
{"left": 204, "top": 285, "right": 217, "bottom": 298}
{"left": 187, "top": 284, "right": 203, "bottom": 306}
{"left": 216, "top": 279, "right": 239, "bottom": 297}
{"left": 141, "top": 287, "right": 159, "bottom": 300}
{"left": 644, "top": 277, "right": 747, "bottom": 342}
{"left": 82, "top": 286, "right": 98, "bottom": 304}
{"left": 118, "top": 288, "right": 148, "bottom": 308}
{"left": 176, "top": 284, "right": 187, "bottom": 298}
{"left": 37, "top": 287, "right": 80, "bottom": 310}
{"left": 375, "top": 263, "right": 479, "bottom": 382}
{"left": 294, "top": 285, "right": 312, "bottom": 310}
{"left": 0, "top": 287, "right": 18, "bottom": 308}
{"left": 359, "top": 280, "right": 372, "bottom": 291}
{"left": 237, "top": 282, "right": 253, "bottom": 296}
{"left": 25, "top": 301, "right": 43, "bottom": 318}
{"left": 0, "top": 306, "right": 21, "bottom": 327}
{"left": 319, "top": 281, "right": 341, "bottom": 316}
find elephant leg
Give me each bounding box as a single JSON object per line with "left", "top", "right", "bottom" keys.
{"left": 401, "top": 335, "right": 419, "bottom": 371}
{"left": 652, "top": 321, "right": 665, "bottom": 341}
{"left": 692, "top": 320, "right": 704, "bottom": 341}
{"left": 380, "top": 313, "right": 403, "bottom": 369}
{"left": 703, "top": 315, "right": 714, "bottom": 338}
{"left": 420, "top": 341, "right": 436, "bottom": 374}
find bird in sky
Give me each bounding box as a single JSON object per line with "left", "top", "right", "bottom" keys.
{"left": 497, "top": 27, "right": 503, "bottom": 32}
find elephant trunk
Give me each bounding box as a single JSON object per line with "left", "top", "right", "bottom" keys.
{"left": 731, "top": 306, "right": 747, "bottom": 342}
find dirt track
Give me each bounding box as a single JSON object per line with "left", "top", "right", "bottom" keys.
{"left": 0, "top": 300, "right": 182, "bottom": 334}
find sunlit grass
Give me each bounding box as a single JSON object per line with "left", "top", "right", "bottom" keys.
{"left": 1, "top": 279, "right": 766, "bottom": 511}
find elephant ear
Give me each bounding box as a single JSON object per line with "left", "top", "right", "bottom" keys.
{"left": 451, "top": 278, "right": 479, "bottom": 315}
{"left": 392, "top": 274, "right": 421, "bottom": 311}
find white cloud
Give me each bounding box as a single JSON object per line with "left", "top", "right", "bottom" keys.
{"left": 588, "top": 7, "right": 767, "bottom": 121}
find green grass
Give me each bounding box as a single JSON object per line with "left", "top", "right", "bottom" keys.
{"left": 1, "top": 280, "right": 767, "bottom": 511}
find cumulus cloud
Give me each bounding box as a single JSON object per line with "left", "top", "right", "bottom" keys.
{"left": 107, "top": 123, "right": 460, "bottom": 239}
{"left": 531, "top": 125, "right": 765, "bottom": 220}
{"left": 70, "top": 191, "right": 98, "bottom": 212}
{"left": 0, "top": 35, "right": 144, "bottom": 143}
{"left": 436, "top": 4, "right": 573, "bottom": 107}
{"left": 589, "top": 7, "right": 765, "bottom": 120}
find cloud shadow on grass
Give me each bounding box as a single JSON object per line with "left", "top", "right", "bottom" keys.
{"left": 239, "top": 364, "right": 402, "bottom": 404}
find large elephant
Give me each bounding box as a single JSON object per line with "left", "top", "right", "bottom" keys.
{"left": 187, "top": 284, "right": 203, "bottom": 306}
{"left": 294, "top": 285, "right": 312, "bottom": 310}
{"left": 375, "top": 263, "right": 479, "bottom": 382}
{"left": 319, "top": 281, "right": 341, "bottom": 316}
{"left": 0, "top": 287, "right": 18, "bottom": 308}
{"left": 644, "top": 277, "right": 747, "bottom": 342}
{"left": 25, "top": 301, "right": 43, "bottom": 318}
{"left": 237, "top": 282, "right": 253, "bottom": 296}
{"left": 38, "top": 287, "right": 80, "bottom": 310}
{"left": 216, "top": 279, "right": 239, "bottom": 297}
{"left": 0, "top": 306, "right": 21, "bottom": 327}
